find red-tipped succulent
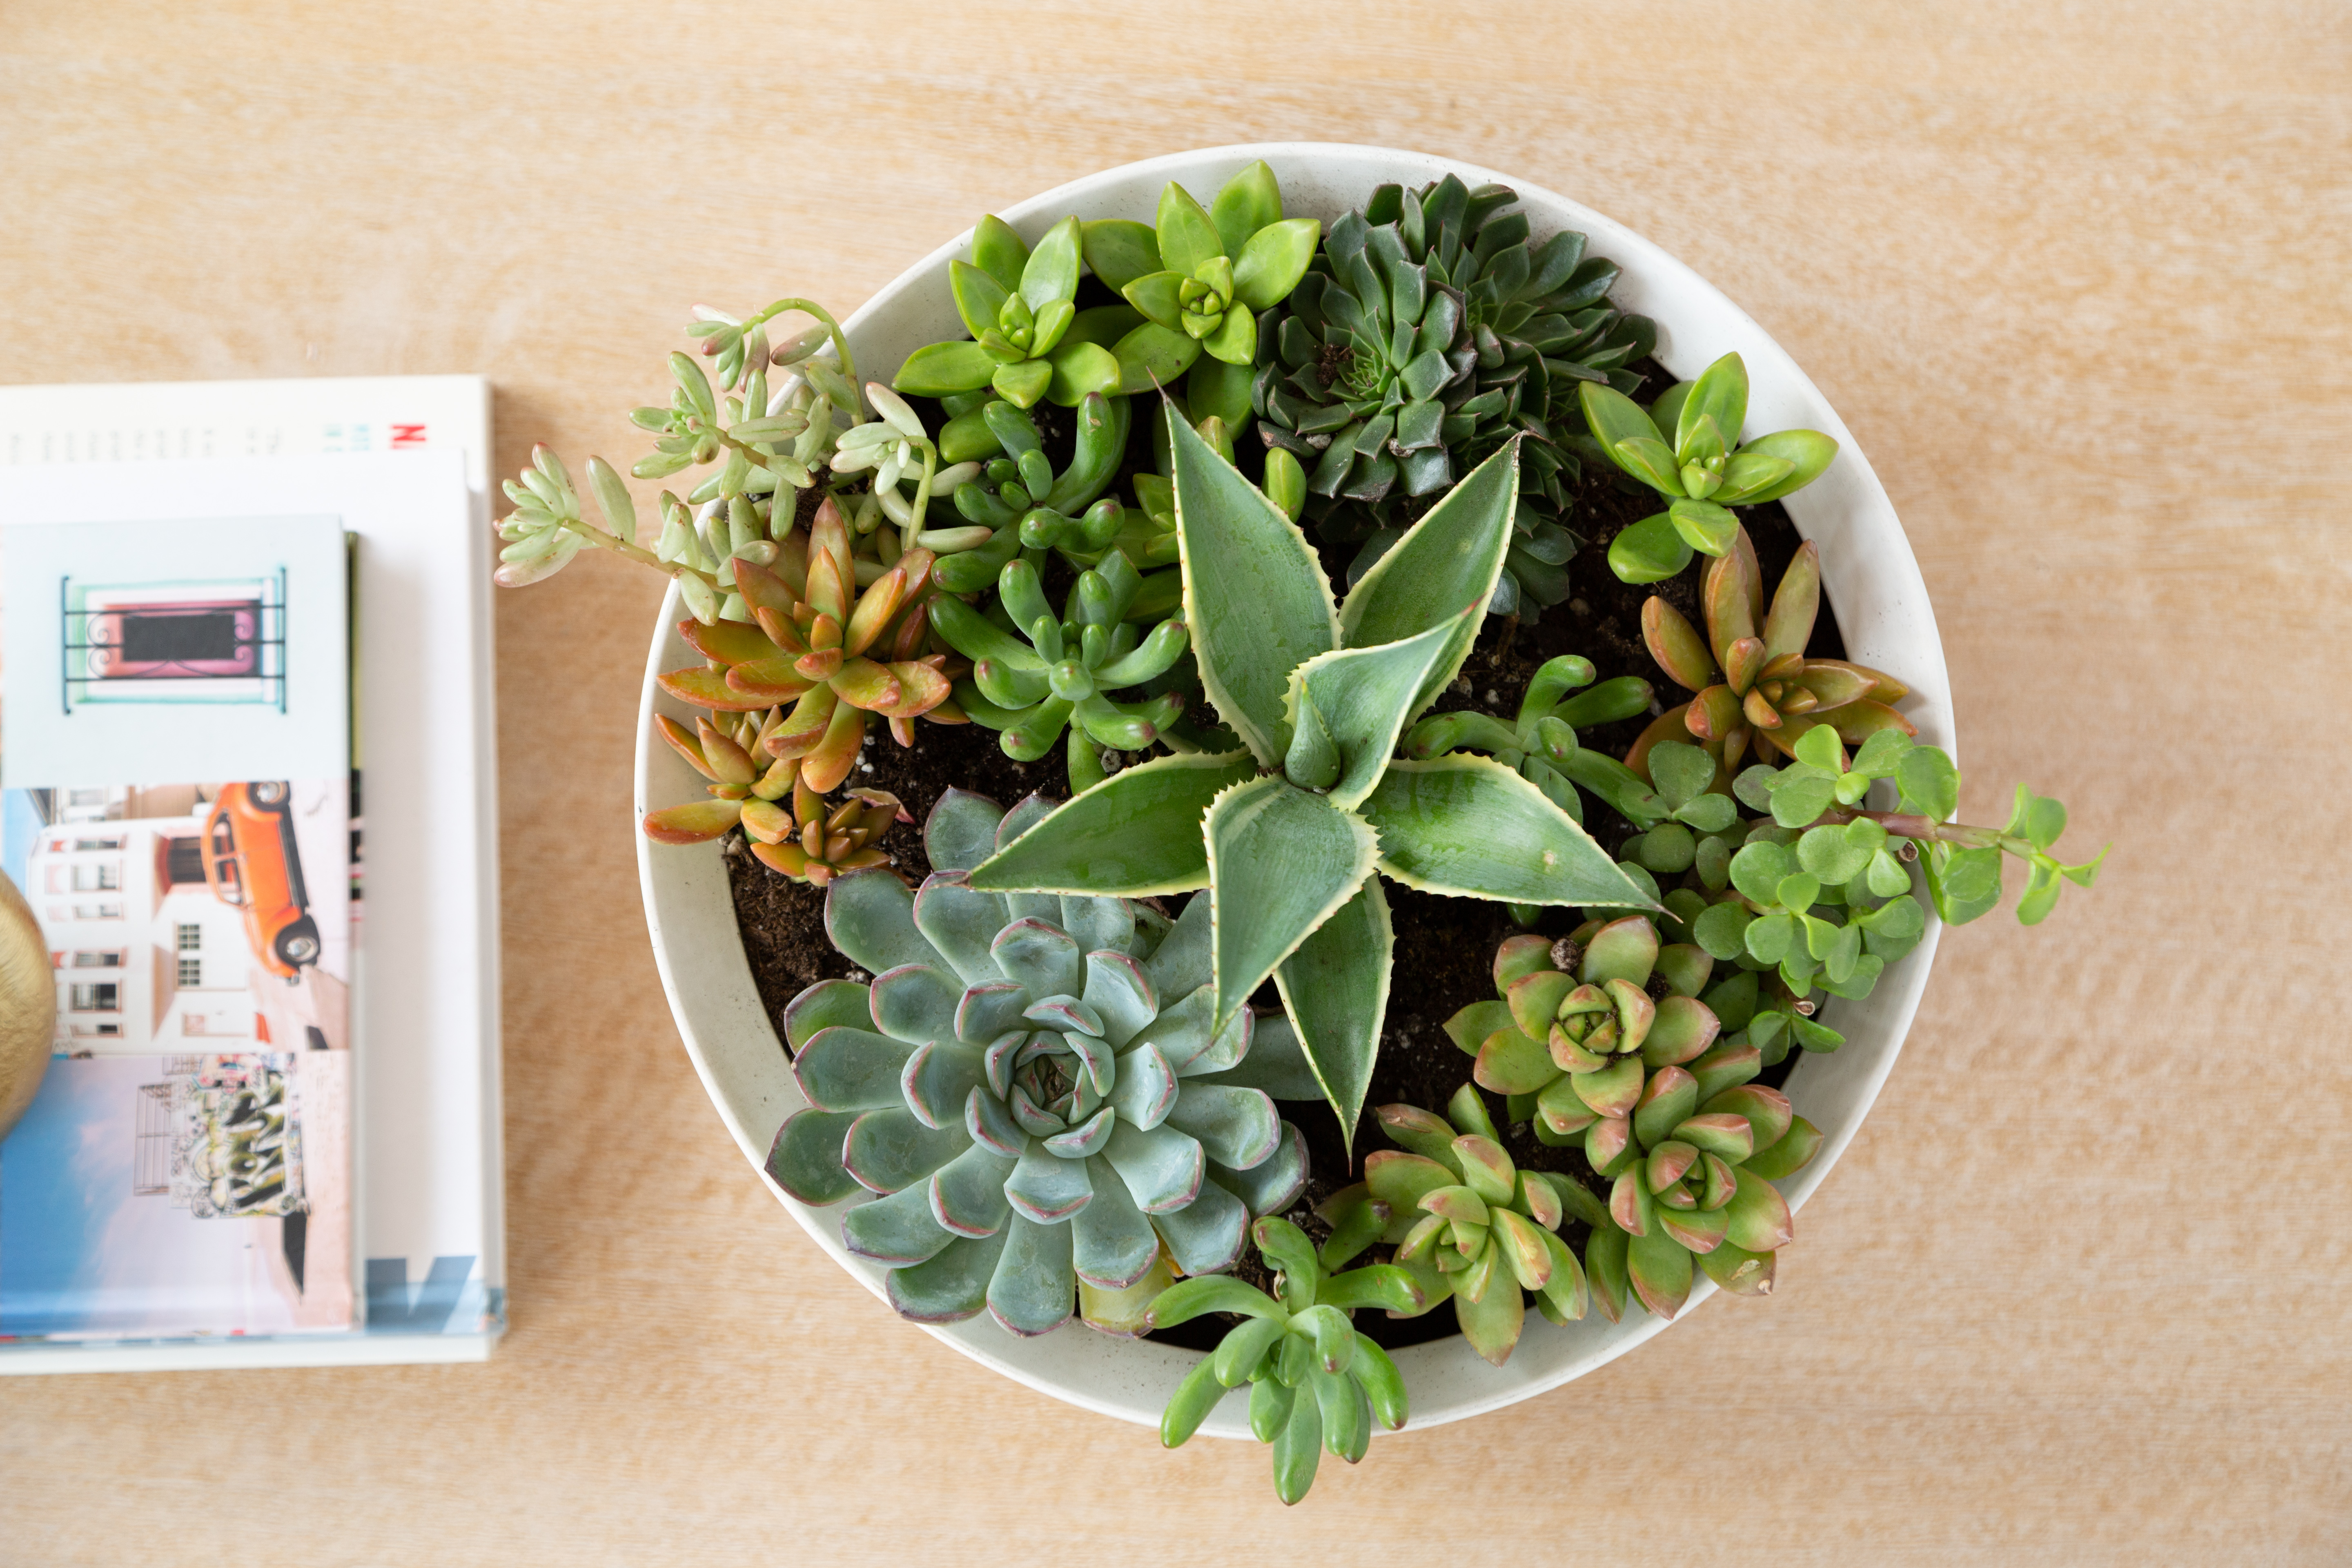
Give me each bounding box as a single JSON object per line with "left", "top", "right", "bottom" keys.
{"left": 1628, "top": 524, "right": 1913, "bottom": 783}
{"left": 655, "top": 498, "right": 967, "bottom": 793}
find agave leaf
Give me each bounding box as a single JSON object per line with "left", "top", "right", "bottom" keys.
{"left": 1170, "top": 403, "right": 1339, "bottom": 766}
{"left": 1270, "top": 877, "right": 1392, "bottom": 1153}
{"left": 1211, "top": 1008, "right": 1327, "bottom": 1100}
{"left": 1203, "top": 776, "right": 1380, "bottom": 1029}
{"left": 967, "top": 751, "right": 1256, "bottom": 896}
{"left": 1283, "top": 606, "right": 1474, "bottom": 809}
{"left": 1338, "top": 442, "right": 1521, "bottom": 719}
{"left": 1359, "top": 757, "right": 1655, "bottom": 909}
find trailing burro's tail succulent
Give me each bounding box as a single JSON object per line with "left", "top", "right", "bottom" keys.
{"left": 767, "top": 790, "right": 1323, "bottom": 1336}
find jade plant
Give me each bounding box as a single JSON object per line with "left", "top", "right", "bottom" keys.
{"left": 1148, "top": 1218, "right": 1418, "bottom": 1504}
{"left": 1580, "top": 352, "right": 1840, "bottom": 584}
{"left": 1734, "top": 726, "right": 2109, "bottom": 929}
{"left": 1083, "top": 160, "right": 1321, "bottom": 431}
{"left": 1253, "top": 175, "right": 1654, "bottom": 619}
{"left": 767, "top": 790, "right": 1322, "bottom": 1336}
{"left": 1629, "top": 522, "right": 1914, "bottom": 773}
{"left": 930, "top": 550, "right": 1191, "bottom": 793}
{"left": 1341, "top": 1087, "right": 1594, "bottom": 1365}
{"left": 962, "top": 410, "right": 1653, "bottom": 1147}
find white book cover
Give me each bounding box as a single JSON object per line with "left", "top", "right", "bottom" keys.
{"left": 0, "top": 377, "right": 504, "bottom": 1370}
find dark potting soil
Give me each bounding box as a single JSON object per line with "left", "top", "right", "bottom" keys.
{"left": 719, "top": 357, "right": 1844, "bottom": 1351}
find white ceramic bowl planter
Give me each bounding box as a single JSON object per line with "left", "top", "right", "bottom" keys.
{"left": 637, "top": 143, "right": 1952, "bottom": 1438}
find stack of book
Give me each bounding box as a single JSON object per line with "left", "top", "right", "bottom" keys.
{"left": 0, "top": 377, "right": 505, "bottom": 1369}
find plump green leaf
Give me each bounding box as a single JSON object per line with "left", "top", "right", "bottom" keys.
{"left": 1607, "top": 514, "right": 1693, "bottom": 583}
{"left": 1210, "top": 159, "right": 1284, "bottom": 257}
{"left": 1019, "top": 216, "right": 1083, "bottom": 311}
{"left": 1896, "top": 745, "right": 1960, "bottom": 822}
{"left": 1234, "top": 219, "right": 1321, "bottom": 312}
{"left": 1285, "top": 606, "right": 1474, "bottom": 810}
{"left": 949, "top": 260, "right": 1010, "bottom": 343}
{"left": 1157, "top": 181, "right": 1225, "bottom": 278}
{"left": 1171, "top": 401, "right": 1339, "bottom": 766}
{"left": 1726, "top": 428, "right": 1838, "bottom": 503}
{"left": 1113, "top": 321, "right": 1201, "bottom": 395}
{"left": 971, "top": 214, "right": 1029, "bottom": 292}
{"left": 1360, "top": 757, "right": 1655, "bottom": 909}
{"left": 1272, "top": 878, "right": 1392, "bottom": 1155}
{"left": 1081, "top": 219, "right": 1163, "bottom": 293}
{"left": 1675, "top": 353, "right": 1749, "bottom": 459}
{"left": 894, "top": 340, "right": 1000, "bottom": 397}
{"left": 1203, "top": 777, "right": 1379, "bottom": 1030}
{"left": 968, "top": 751, "right": 1256, "bottom": 895}
{"left": 1339, "top": 441, "right": 1521, "bottom": 719}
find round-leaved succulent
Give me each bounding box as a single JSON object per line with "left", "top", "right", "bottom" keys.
{"left": 768, "top": 788, "right": 1318, "bottom": 1336}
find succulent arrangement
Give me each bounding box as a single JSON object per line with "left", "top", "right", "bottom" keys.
{"left": 488, "top": 155, "right": 2111, "bottom": 1503}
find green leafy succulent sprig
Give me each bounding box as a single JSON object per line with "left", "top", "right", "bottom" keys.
{"left": 1581, "top": 352, "right": 1839, "bottom": 585}
{"left": 1252, "top": 175, "right": 1655, "bottom": 621}
{"left": 770, "top": 791, "right": 1326, "bottom": 1338}
{"left": 1149, "top": 1217, "right": 1419, "bottom": 1505}
{"left": 1734, "top": 726, "right": 2109, "bottom": 929}
{"left": 959, "top": 408, "right": 1654, "bottom": 1149}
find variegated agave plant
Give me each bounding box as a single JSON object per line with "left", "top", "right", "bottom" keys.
{"left": 964, "top": 405, "right": 1656, "bottom": 1149}
{"left": 767, "top": 789, "right": 1323, "bottom": 1336}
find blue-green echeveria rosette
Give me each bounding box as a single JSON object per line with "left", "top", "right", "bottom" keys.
{"left": 767, "top": 788, "right": 1319, "bottom": 1337}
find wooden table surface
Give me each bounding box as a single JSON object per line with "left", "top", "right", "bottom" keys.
{"left": 3, "top": 3, "right": 2346, "bottom": 1561}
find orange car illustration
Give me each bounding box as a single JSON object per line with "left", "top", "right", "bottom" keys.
{"left": 201, "top": 781, "right": 319, "bottom": 979}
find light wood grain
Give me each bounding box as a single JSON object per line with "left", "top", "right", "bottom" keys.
{"left": 3, "top": 2, "right": 2348, "bottom": 1562}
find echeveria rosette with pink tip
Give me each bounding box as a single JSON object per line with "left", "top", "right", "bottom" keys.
{"left": 1336, "top": 1086, "right": 1595, "bottom": 1367}
{"left": 766, "top": 789, "right": 1324, "bottom": 1338}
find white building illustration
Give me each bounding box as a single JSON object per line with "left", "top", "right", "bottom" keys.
{"left": 27, "top": 785, "right": 262, "bottom": 1050}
